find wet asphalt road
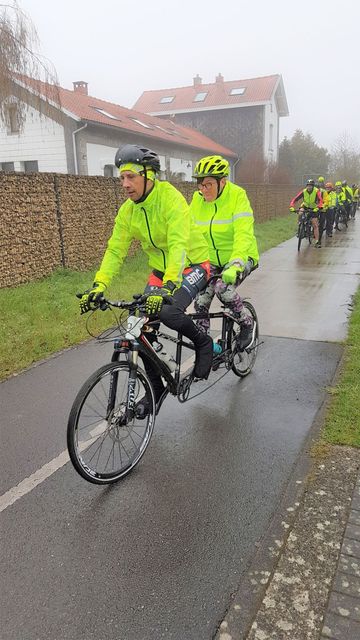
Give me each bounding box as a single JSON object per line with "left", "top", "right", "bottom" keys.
{"left": 1, "top": 221, "right": 359, "bottom": 640}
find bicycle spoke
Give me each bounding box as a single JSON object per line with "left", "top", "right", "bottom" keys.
{"left": 67, "top": 362, "right": 156, "bottom": 483}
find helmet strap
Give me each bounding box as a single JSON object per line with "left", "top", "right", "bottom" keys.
{"left": 216, "top": 177, "right": 225, "bottom": 199}
{"left": 134, "top": 166, "right": 155, "bottom": 204}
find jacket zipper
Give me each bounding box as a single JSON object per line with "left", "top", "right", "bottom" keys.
{"left": 209, "top": 204, "right": 221, "bottom": 266}
{"left": 141, "top": 207, "right": 166, "bottom": 272}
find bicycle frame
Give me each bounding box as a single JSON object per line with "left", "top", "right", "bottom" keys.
{"left": 110, "top": 308, "right": 238, "bottom": 405}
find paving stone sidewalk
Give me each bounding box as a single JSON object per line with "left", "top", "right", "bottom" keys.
{"left": 216, "top": 446, "right": 360, "bottom": 640}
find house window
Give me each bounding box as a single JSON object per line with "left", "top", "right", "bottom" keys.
{"left": 92, "top": 107, "right": 120, "bottom": 120}
{"left": 193, "top": 92, "right": 208, "bottom": 102}
{"left": 104, "top": 164, "right": 115, "bottom": 177}
{"left": 1, "top": 162, "right": 15, "bottom": 172}
{"left": 129, "top": 118, "right": 153, "bottom": 129}
{"left": 230, "top": 87, "right": 246, "bottom": 96}
{"left": 7, "top": 105, "right": 20, "bottom": 133}
{"left": 160, "top": 96, "right": 174, "bottom": 104}
{"left": 24, "top": 160, "right": 39, "bottom": 173}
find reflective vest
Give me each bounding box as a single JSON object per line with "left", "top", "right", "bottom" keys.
{"left": 95, "top": 180, "right": 209, "bottom": 287}
{"left": 328, "top": 190, "right": 346, "bottom": 207}
{"left": 290, "top": 187, "right": 322, "bottom": 209}
{"left": 343, "top": 186, "right": 353, "bottom": 202}
{"left": 189, "top": 180, "right": 259, "bottom": 268}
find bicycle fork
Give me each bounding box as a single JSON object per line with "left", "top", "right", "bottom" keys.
{"left": 106, "top": 343, "right": 139, "bottom": 422}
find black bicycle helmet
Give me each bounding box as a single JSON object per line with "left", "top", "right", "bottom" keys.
{"left": 115, "top": 144, "right": 161, "bottom": 172}
{"left": 306, "top": 179, "right": 315, "bottom": 186}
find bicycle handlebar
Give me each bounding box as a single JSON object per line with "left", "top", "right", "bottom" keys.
{"left": 77, "top": 259, "right": 256, "bottom": 312}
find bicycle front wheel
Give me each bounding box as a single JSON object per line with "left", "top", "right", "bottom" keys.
{"left": 297, "top": 222, "right": 305, "bottom": 251}
{"left": 67, "top": 362, "right": 155, "bottom": 484}
{"left": 228, "top": 301, "right": 259, "bottom": 377}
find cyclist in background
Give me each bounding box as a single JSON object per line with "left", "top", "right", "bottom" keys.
{"left": 342, "top": 180, "right": 353, "bottom": 221}
{"left": 325, "top": 182, "right": 336, "bottom": 236}
{"left": 334, "top": 181, "right": 347, "bottom": 230}
{"left": 79, "top": 144, "right": 214, "bottom": 416}
{"left": 289, "top": 179, "right": 323, "bottom": 247}
{"left": 351, "top": 184, "right": 358, "bottom": 217}
{"left": 189, "top": 155, "right": 259, "bottom": 350}
{"left": 317, "top": 177, "right": 329, "bottom": 245}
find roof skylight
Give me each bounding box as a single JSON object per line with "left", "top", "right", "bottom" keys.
{"left": 230, "top": 87, "right": 246, "bottom": 96}
{"left": 193, "top": 92, "right": 208, "bottom": 102}
{"left": 92, "top": 107, "right": 120, "bottom": 120}
{"left": 130, "top": 118, "right": 153, "bottom": 129}
{"left": 160, "top": 96, "right": 174, "bottom": 104}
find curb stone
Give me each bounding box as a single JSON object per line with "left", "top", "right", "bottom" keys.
{"left": 215, "top": 447, "right": 360, "bottom": 640}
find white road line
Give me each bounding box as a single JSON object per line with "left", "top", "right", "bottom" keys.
{"left": 0, "top": 341, "right": 223, "bottom": 513}
{"left": 0, "top": 450, "right": 70, "bottom": 513}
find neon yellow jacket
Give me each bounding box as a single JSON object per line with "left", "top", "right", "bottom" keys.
{"left": 343, "top": 186, "right": 353, "bottom": 202}
{"left": 95, "top": 180, "right": 209, "bottom": 287}
{"left": 319, "top": 188, "right": 329, "bottom": 211}
{"left": 353, "top": 187, "right": 359, "bottom": 202}
{"left": 328, "top": 190, "right": 346, "bottom": 207}
{"left": 189, "top": 181, "right": 259, "bottom": 268}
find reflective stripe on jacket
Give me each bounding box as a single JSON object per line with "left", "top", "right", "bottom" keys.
{"left": 95, "top": 180, "right": 209, "bottom": 287}
{"left": 189, "top": 180, "right": 259, "bottom": 268}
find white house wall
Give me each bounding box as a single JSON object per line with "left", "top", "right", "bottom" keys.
{"left": 87, "top": 142, "right": 168, "bottom": 178}
{"left": 0, "top": 102, "right": 68, "bottom": 172}
{"left": 86, "top": 143, "right": 119, "bottom": 176}
{"left": 169, "top": 157, "right": 193, "bottom": 181}
{"left": 263, "top": 101, "right": 279, "bottom": 163}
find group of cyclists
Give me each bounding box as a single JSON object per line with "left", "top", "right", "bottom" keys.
{"left": 79, "top": 145, "right": 259, "bottom": 417}
{"left": 290, "top": 177, "right": 359, "bottom": 248}
{"left": 78, "top": 143, "right": 359, "bottom": 416}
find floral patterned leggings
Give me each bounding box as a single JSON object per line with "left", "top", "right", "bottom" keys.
{"left": 194, "top": 264, "right": 248, "bottom": 334}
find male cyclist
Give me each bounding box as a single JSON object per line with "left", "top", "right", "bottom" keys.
{"left": 324, "top": 182, "right": 336, "bottom": 237}
{"left": 189, "top": 155, "right": 259, "bottom": 350}
{"left": 342, "top": 180, "right": 353, "bottom": 221}
{"left": 289, "top": 179, "right": 323, "bottom": 247}
{"left": 79, "top": 144, "right": 213, "bottom": 416}
{"left": 317, "top": 177, "right": 329, "bottom": 244}
{"left": 334, "top": 181, "right": 347, "bottom": 229}
{"left": 352, "top": 184, "right": 359, "bottom": 216}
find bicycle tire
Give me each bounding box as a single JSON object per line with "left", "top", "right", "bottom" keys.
{"left": 67, "top": 361, "right": 155, "bottom": 484}
{"left": 297, "top": 223, "right": 305, "bottom": 251}
{"left": 227, "top": 301, "right": 259, "bottom": 377}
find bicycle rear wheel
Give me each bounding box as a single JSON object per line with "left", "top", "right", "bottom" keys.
{"left": 67, "top": 361, "right": 155, "bottom": 484}
{"left": 227, "top": 301, "right": 259, "bottom": 377}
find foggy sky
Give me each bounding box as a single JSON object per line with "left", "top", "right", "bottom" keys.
{"left": 19, "top": 0, "right": 360, "bottom": 152}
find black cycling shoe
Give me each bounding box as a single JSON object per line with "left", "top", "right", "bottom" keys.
{"left": 193, "top": 333, "right": 213, "bottom": 379}
{"left": 237, "top": 320, "right": 254, "bottom": 351}
{"left": 135, "top": 384, "right": 165, "bottom": 419}
{"left": 135, "top": 395, "right": 153, "bottom": 419}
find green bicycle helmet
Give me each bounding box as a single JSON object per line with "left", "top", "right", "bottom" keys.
{"left": 193, "top": 155, "right": 230, "bottom": 178}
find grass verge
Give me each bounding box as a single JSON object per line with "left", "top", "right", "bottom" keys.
{"left": 0, "top": 214, "right": 297, "bottom": 381}
{"left": 255, "top": 213, "right": 296, "bottom": 254}
{"left": 0, "top": 251, "right": 148, "bottom": 381}
{"left": 320, "top": 287, "right": 360, "bottom": 447}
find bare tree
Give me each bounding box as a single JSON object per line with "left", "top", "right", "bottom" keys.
{"left": 329, "top": 131, "right": 360, "bottom": 184}
{"left": 0, "top": 1, "right": 59, "bottom": 128}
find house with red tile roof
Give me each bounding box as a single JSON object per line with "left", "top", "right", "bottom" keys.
{"left": 0, "top": 77, "right": 236, "bottom": 179}
{"left": 133, "top": 73, "right": 289, "bottom": 168}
